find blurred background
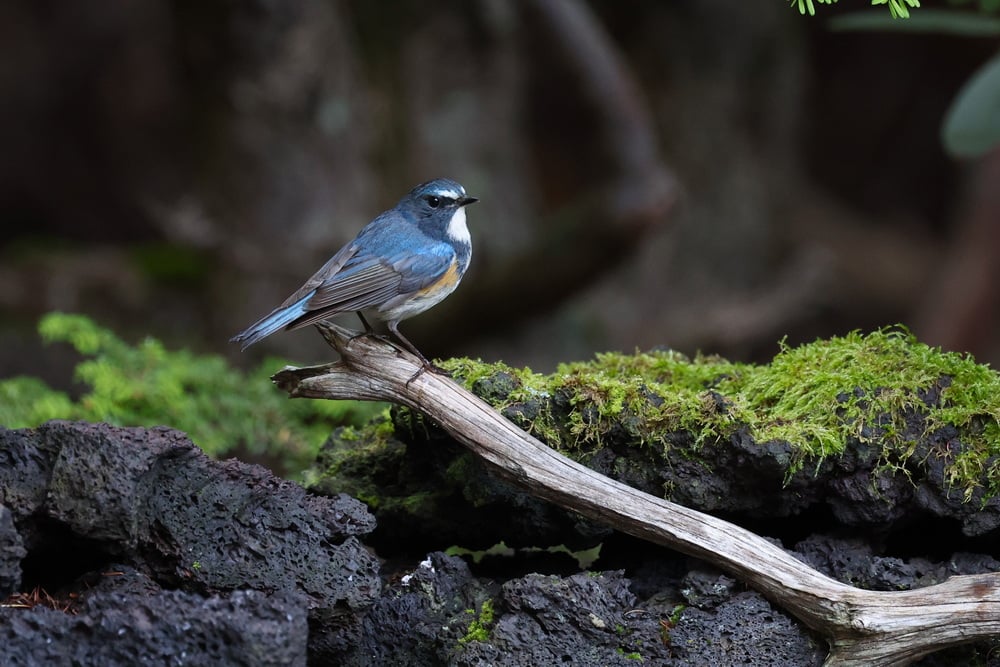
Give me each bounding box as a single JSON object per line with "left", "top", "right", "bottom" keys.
{"left": 2, "top": 0, "right": 999, "bottom": 381}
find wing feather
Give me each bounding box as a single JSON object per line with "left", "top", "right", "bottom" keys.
{"left": 301, "top": 242, "right": 456, "bottom": 315}
{"left": 391, "top": 248, "right": 457, "bottom": 292}
{"left": 278, "top": 243, "right": 360, "bottom": 308}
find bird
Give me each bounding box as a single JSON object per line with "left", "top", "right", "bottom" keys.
{"left": 231, "top": 178, "right": 478, "bottom": 370}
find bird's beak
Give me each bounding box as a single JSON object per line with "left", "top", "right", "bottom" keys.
{"left": 459, "top": 196, "right": 479, "bottom": 207}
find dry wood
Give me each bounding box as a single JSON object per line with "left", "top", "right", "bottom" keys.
{"left": 273, "top": 322, "right": 1000, "bottom": 666}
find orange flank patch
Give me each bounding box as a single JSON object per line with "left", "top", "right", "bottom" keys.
{"left": 417, "top": 258, "right": 461, "bottom": 297}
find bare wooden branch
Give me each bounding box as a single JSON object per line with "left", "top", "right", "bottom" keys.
{"left": 273, "top": 322, "right": 1000, "bottom": 666}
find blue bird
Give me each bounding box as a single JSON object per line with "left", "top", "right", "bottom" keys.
{"left": 231, "top": 178, "right": 478, "bottom": 368}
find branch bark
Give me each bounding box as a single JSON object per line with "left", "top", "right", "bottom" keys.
{"left": 273, "top": 322, "right": 1000, "bottom": 666}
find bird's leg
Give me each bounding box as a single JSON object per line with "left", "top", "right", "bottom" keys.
{"left": 387, "top": 321, "right": 450, "bottom": 384}
{"left": 356, "top": 312, "right": 376, "bottom": 334}
{"left": 347, "top": 311, "right": 387, "bottom": 348}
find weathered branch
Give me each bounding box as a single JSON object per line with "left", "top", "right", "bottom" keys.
{"left": 273, "top": 322, "right": 1000, "bottom": 666}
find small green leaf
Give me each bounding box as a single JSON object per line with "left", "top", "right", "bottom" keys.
{"left": 790, "top": 0, "right": 839, "bottom": 16}
{"left": 871, "top": 0, "right": 920, "bottom": 18}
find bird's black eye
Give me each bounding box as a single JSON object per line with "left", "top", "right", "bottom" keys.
{"left": 426, "top": 195, "right": 441, "bottom": 208}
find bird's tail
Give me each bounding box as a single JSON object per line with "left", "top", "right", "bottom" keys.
{"left": 230, "top": 298, "right": 308, "bottom": 351}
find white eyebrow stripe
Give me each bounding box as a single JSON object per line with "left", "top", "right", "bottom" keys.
{"left": 432, "top": 189, "right": 464, "bottom": 200}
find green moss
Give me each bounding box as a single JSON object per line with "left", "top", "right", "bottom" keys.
{"left": 668, "top": 604, "right": 686, "bottom": 626}
{"left": 304, "top": 409, "right": 401, "bottom": 501}
{"left": 658, "top": 604, "right": 686, "bottom": 648}
{"left": 458, "top": 599, "right": 495, "bottom": 645}
{"left": 616, "top": 648, "right": 644, "bottom": 661}
{"left": 739, "top": 329, "right": 1000, "bottom": 497}
{"left": 445, "top": 327, "right": 1000, "bottom": 502}
{"left": 444, "top": 350, "right": 749, "bottom": 455}
{"left": 1, "top": 312, "right": 382, "bottom": 477}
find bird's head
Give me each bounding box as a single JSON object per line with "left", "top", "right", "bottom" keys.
{"left": 401, "top": 178, "right": 478, "bottom": 243}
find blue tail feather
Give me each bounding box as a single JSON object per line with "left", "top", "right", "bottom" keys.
{"left": 230, "top": 297, "right": 309, "bottom": 350}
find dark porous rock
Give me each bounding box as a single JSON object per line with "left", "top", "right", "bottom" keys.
{"left": 41, "top": 420, "right": 199, "bottom": 547}
{"left": 455, "top": 570, "right": 672, "bottom": 667}
{"left": 0, "top": 421, "right": 381, "bottom": 663}
{"left": 76, "top": 562, "right": 168, "bottom": 599}
{"left": 913, "top": 430, "right": 1000, "bottom": 537}
{"left": 793, "top": 534, "right": 1000, "bottom": 591}
{"left": 680, "top": 568, "right": 737, "bottom": 609}
{"left": 0, "top": 504, "right": 27, "bottom": 595}
{"left": 792, "top": 535, "right": 922, "bottom": 591}
{"left": 312, "top": 412, "right": 611, "bottom": 558}
{"left": 668, "top": 592, "right": 826, "bottom": 666}
{"left": 0, "top": 426, "right": 63, "bottom": 529}
{"left": 649, "top": 428, "right": 807, "bottom": 517}
{"left": 136, "top": 453, "right": 377, "bottom": 600}
{"left": 340, "top": 551, "right": 492, "bottom": 666}
{"left": 0, "top": 587, "right": 308, "bottom": 667}
{"left": 338, "top": 552, "right": 829, "bottom": 666}
{"left": 825, "top": 466, "right": 915, "bottom": 526}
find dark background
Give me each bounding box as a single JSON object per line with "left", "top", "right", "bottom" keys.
{"left": 2, "top": 0, "right": 998, "bottom": 381}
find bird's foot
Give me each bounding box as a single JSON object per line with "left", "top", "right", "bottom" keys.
{"left": 346, "top": 329, "right": 393, "bottom": 349}
{"left": 405, "top": 360, "right": 451, "bottom": 387}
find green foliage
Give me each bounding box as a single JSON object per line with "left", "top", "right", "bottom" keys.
{"left": 0, "top": 312, "right": 381, "bottom": 476}
{"left": 0, "top": 377, "right": 75, "bottom": 426}
{"left": 789, "top": 0, "right": 921, "bottom": 19}
{"left": 459, "top": 599, "right": 495, "bottom": 645}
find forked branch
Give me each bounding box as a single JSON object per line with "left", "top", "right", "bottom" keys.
{"left": 272, "top": 322, "right": 1000, "bottom": 666}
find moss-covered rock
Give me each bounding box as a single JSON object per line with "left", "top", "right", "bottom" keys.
{"left": 310, "top": 328, "right": 1000, "bottom": 552}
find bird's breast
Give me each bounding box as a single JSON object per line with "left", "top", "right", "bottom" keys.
{"left": 376, "top": 256, "right": 465, "bottom": 322}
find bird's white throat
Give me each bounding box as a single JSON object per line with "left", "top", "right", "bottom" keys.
{"left": 446, "top": 207, "right": 471, "bottom": 245}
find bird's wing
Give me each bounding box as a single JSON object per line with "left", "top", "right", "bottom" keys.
{"left": 392, "top": 245, "right": 459, "bottom": 293}
{"left": 303, "top": 242, "right": 456, "bottom": 313}
{"left": 277, "top": 242, "right": 360, "bottom": 308}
